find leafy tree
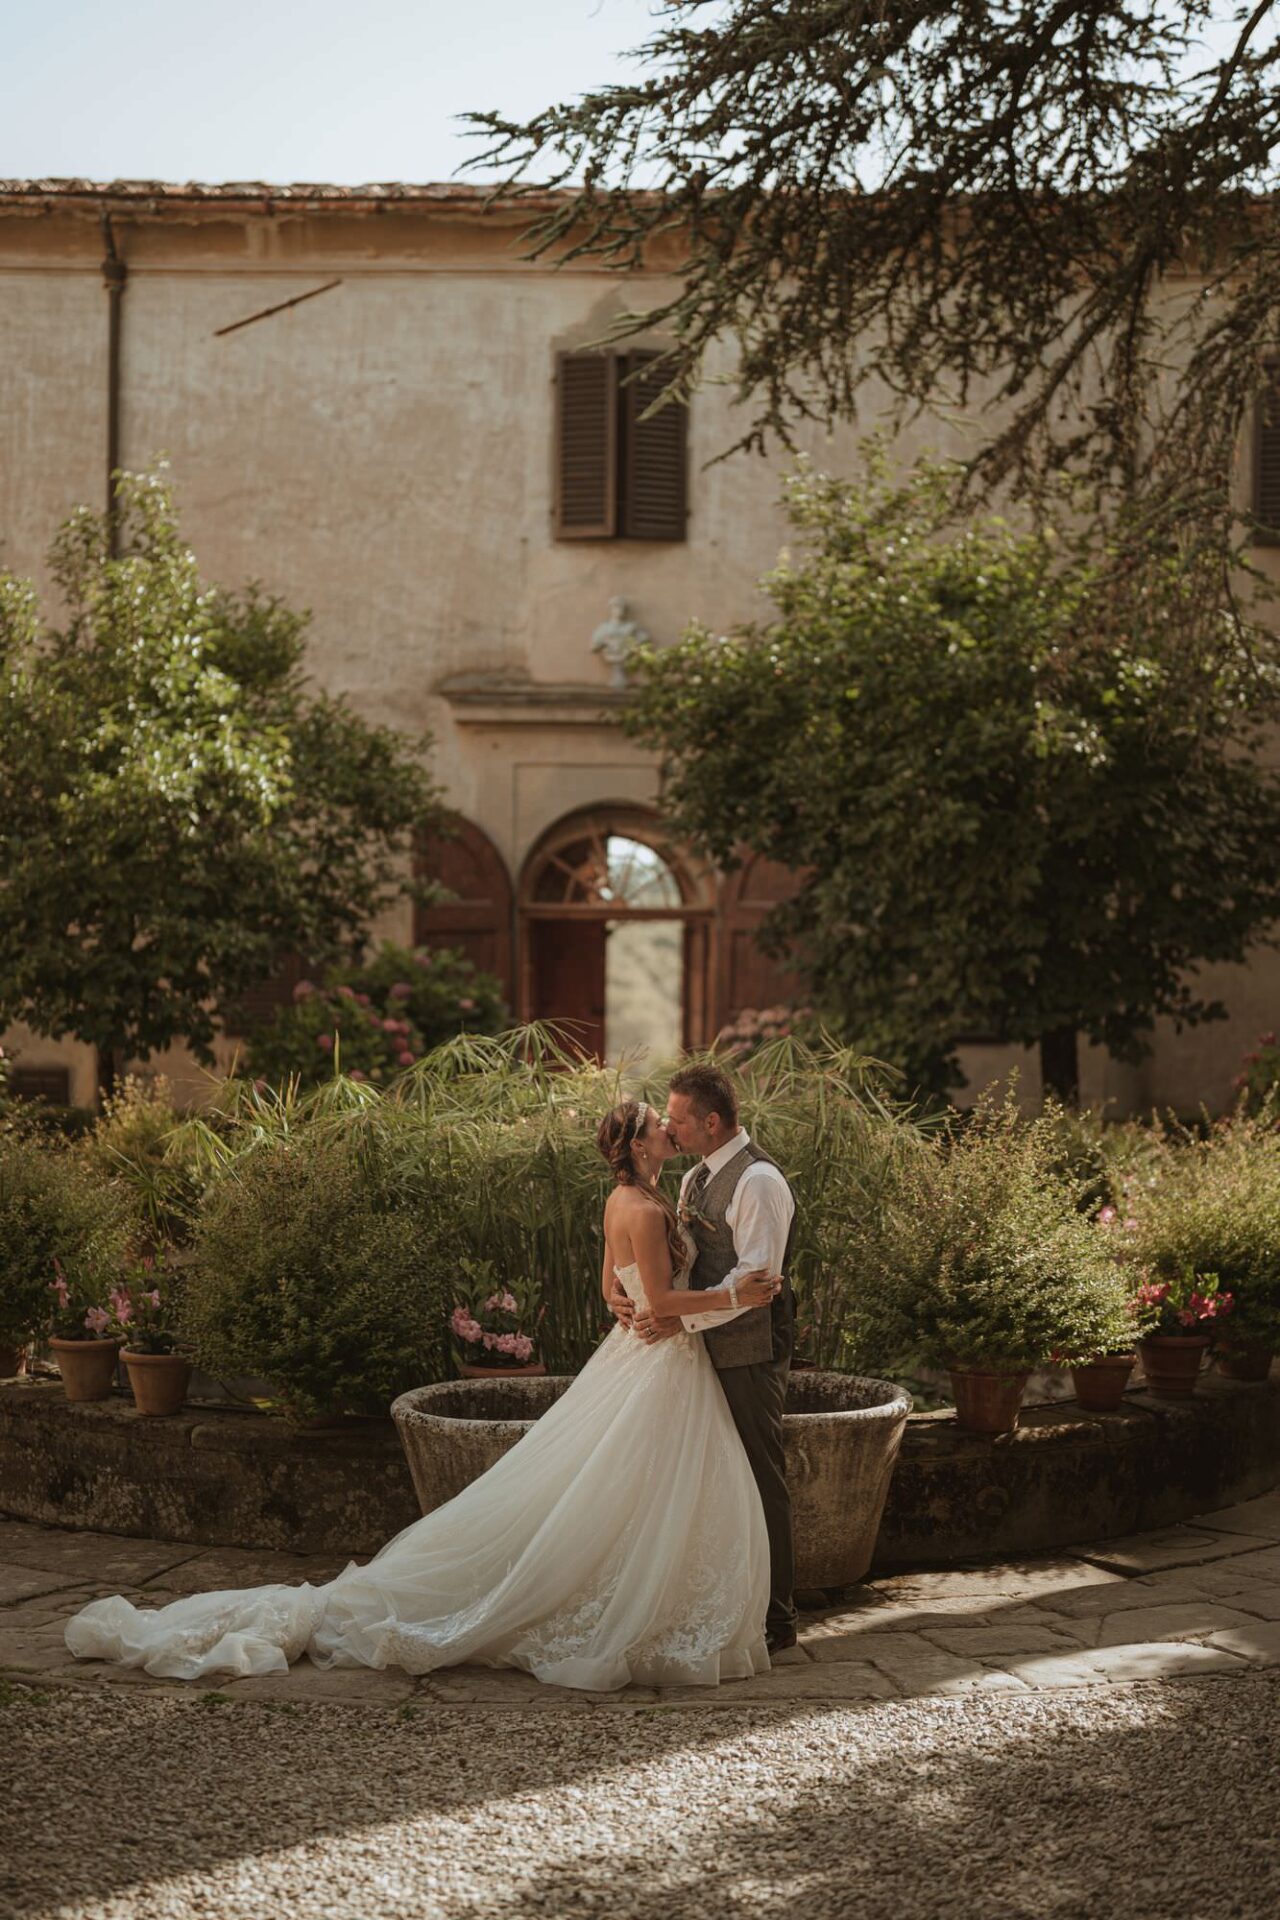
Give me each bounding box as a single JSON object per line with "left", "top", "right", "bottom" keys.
{"left": 624, "top": 453, "right": 1280, "bottom": 1099}
{"left": 0, "top": 470, "right": 446, "bottom": 1102}
{"left": 469, "top": 2, "right": 1280, "bottom": 627}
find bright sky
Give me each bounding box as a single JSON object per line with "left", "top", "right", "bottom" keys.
{"left": 0, "top": 0, "right": 666, "bottom": 186}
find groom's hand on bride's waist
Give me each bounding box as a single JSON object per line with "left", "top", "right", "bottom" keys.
{"left": 633, "top": 1310, "right": 684, "bottom": 1345}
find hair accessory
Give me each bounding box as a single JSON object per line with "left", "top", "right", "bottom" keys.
{"left": 626, "top": 1100, "right": 650, "bottom": 1145}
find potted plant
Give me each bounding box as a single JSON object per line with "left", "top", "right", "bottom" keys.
{"left": 46, "top": 1261, "right": 123, "bottom": 1401}
{"left": 1131, "top": 1270, "right": 1233, "bottom": 1396}
{"left": 451, "top": 1262, "right": 545, "bottom": 1378}
{"left": 1, "top": 1130, "right": 129, "bottom": 1387}
{"left": 843, "top": 1093, "right": 1136, "bottom": 1436}
{"left": 113, "top": 1255, "right": 191, "bottom": 1415}
{"left": 1122, "top": 1110, "right": 1280, "bottom": 1386}
{"left": 1052, "top": 1206, "right": 1143, "bottom": 1412}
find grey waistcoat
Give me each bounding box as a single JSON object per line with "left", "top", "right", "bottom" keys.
{"left": 685, "top": 1142, "right": 796, "bottom": 1371}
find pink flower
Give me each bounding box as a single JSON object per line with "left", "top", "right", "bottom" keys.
{"left": 1098, "top": 1206, "right": 1117, "bottom": 1226}
{"left": 389, "top": 983, "right": 413, "bottom": 1001}
{"left": 84, "top": 1306, "right": 111, "bottom": 1336}
{"left": 109, "top": 1287, "right": 133, "bottom": 1324}
{"left": 415, "top": 952, "right": 433, "bottom": 969}
{"left": 382, "top": 1018, "right": 400, "bottom": 1033}
{"left": 292, "top": 979, "right": 316, "bottom": 1001}
{"left": 49, "top": 1270, "right": 70, "bottom": 1308}
{"left": 336, "top": 986, "right": 356, "bottom": 1000}
{"left": 450, "top": 1307, "right": 484, "bottom": 1344}
{"left": 316, "top": 1033, "right": 334, "bottom": 1053}
{"left": 355, "top": 992, "right": 372, "bottom": 1007}
{"left": 349, "top": 1069, "right": 367, "bottom": 1082}
{"left": 1123, "top": 1217, "right": 1138, "bottom": 1232}
{"left": 458, "top": 997, "right": 476, "bottom": 1012}
{"left": 147, "top": 1289, "right": 161, "bottom": 1308}
{"left": 397, "top": 1050, "right": 414, "bottom": 1066}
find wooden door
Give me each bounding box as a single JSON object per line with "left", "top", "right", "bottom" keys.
{"left": 415, "top": 817, "right": 514, "bottom": 1005}
{"left": 717, "top": 852, "right": 807, "bottom": 1025}
{"left": 530, "top": 920, "right": 608, "bottom": 1059}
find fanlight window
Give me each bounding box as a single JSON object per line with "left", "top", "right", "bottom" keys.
{"left": 532, "top": 829, "right": 683, "bottom": 909}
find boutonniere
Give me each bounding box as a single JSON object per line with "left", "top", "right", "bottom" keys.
{"left": 678, "top": 1198, "right": 713, "bottom": 1231}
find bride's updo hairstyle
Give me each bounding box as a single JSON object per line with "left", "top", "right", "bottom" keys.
{"left": 597, "top": 1098, "right": 687, "bottom": 1278}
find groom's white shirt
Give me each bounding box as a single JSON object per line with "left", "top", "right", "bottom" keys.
{"left": 678, "top": 1128, "right": 795, "bottom": 1333}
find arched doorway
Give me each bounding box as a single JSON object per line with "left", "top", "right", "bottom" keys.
{"left": 520, "top": 808, "right": 715, "bottom": 1061}
{"left": 415, "top": 816, "right": 515, "bottom": 1006}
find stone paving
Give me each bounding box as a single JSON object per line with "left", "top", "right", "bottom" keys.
{"left": 4, "top": 1490, "right": 1280, "bottom": 1708}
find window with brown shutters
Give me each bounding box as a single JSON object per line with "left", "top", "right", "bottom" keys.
{"left": 1254, "top": 361, "right": 1280, "bottom": 545}
{"left": 554, "top": 350, "right": 688, "bottom": 542}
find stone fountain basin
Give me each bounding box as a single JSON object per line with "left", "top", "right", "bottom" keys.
{"left": 391, "top": 1369, "right": 912, "bottom": 1592}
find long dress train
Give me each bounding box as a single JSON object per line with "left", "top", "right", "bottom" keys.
{"left": 63, "top": 1262, "right": 771, "bottom": 1691}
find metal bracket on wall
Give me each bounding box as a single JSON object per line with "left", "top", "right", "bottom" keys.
{"left": 214, "top": 278, "right": 343, "bottom": 338}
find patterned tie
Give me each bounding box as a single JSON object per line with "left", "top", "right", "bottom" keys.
{"left": 687, "top": 1163, "right": 711, "bottom": 1208}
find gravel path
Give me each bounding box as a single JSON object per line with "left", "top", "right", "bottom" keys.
{"left": 4, "top": 1668, "right": 1278, "bottom": 1920}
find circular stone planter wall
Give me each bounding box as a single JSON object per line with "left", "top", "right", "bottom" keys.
{"left": 3, "top": 1371, "right": 1277, "bottom": 1575}
{"left": 391, "top": 1371, "right": 912, "bottom": 1589}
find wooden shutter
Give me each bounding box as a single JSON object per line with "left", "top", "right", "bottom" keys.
{"left": 554, "top": 352, "right": 617, "bottom": 539}
{"left": 414, "top": 816, "right": 514, "bottom": 1004}
{"left": 619, "top": 352, "right": 688, "bottom": 542}
{"left": 1255, "top": 362, "right": 1280, "bottom": 545}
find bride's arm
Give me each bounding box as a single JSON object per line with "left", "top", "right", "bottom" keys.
{"left": 631, "top": 1207, "right": 778, "bottom": 1318}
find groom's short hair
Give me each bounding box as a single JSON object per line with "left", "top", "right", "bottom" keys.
{"left": 668, "top": 1063, "right": 738, "bottom": 1130}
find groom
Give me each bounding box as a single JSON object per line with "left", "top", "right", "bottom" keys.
{"left": 624, "top": 1062, "right": 798, "bottom": 1654}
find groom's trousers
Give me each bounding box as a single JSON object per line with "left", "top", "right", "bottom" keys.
{"left": 715, "top": 1347, "right": 797, "bottom": 1640}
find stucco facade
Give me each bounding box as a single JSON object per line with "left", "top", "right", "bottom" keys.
{"left": 0, "top": 180, "right": 1276, "bottom": 1113}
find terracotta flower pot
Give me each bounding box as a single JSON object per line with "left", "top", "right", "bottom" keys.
{"left": 50, "top": 1337, "right": 122, "bottom": 1403}
{"left": 1138, "top": 1334, "right": 1211, "bottom": 1398}
{"left": 947, "top": 1364, "right": 1030, "bottom": 1436}
{"left": 1217, "top": 1345, "right": 1274, "bottom": 1383}
{"left": 122, "top": 1349, "right": 191, "bottom": 1416}
{"left": 0, "top": 1342, "right": 27, "bottom": 1380}
{"left": 1070, "top": 1353, "right": 1137, "bottom": 1413}
{"left": 457, "top": 1361, "right": 547, "bottom": 1379}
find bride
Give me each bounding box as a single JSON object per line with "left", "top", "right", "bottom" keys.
{"left": 64, "top": 1098, "right": 781, "bottom": 1691}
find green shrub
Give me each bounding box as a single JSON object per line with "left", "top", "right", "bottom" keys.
{"left": 246, "top": 941, "right": 507, "bottom": 1091}
{"left": 181, "top": 1129, "right": 457, "bottom": 1420}
{"left": 1124, "top": 1110, "right": 1280, "bottom": 1351}
{"left": 843, "top": 1091, "right": 1135, "bottom": 1373}
{"left": 80, "top": 1074, "right": 199, "bottom": 1245}
{"left": 0, "top": 1132, "right": 131, "bottom": 1344}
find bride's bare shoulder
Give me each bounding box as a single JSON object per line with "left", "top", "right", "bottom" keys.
{"left": 605, "top": 1184, "right": 644, "bottom": 1220}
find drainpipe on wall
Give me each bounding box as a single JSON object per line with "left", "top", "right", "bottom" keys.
{"left": 98, "top": 215, "right": 127, "bottom": 1106}
{"left": 101, "top": 213, "right": 126, "bottom": 557}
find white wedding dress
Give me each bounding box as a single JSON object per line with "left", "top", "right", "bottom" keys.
{"left": 64, "top": 1258, "right": 771, "bottom": 1691}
